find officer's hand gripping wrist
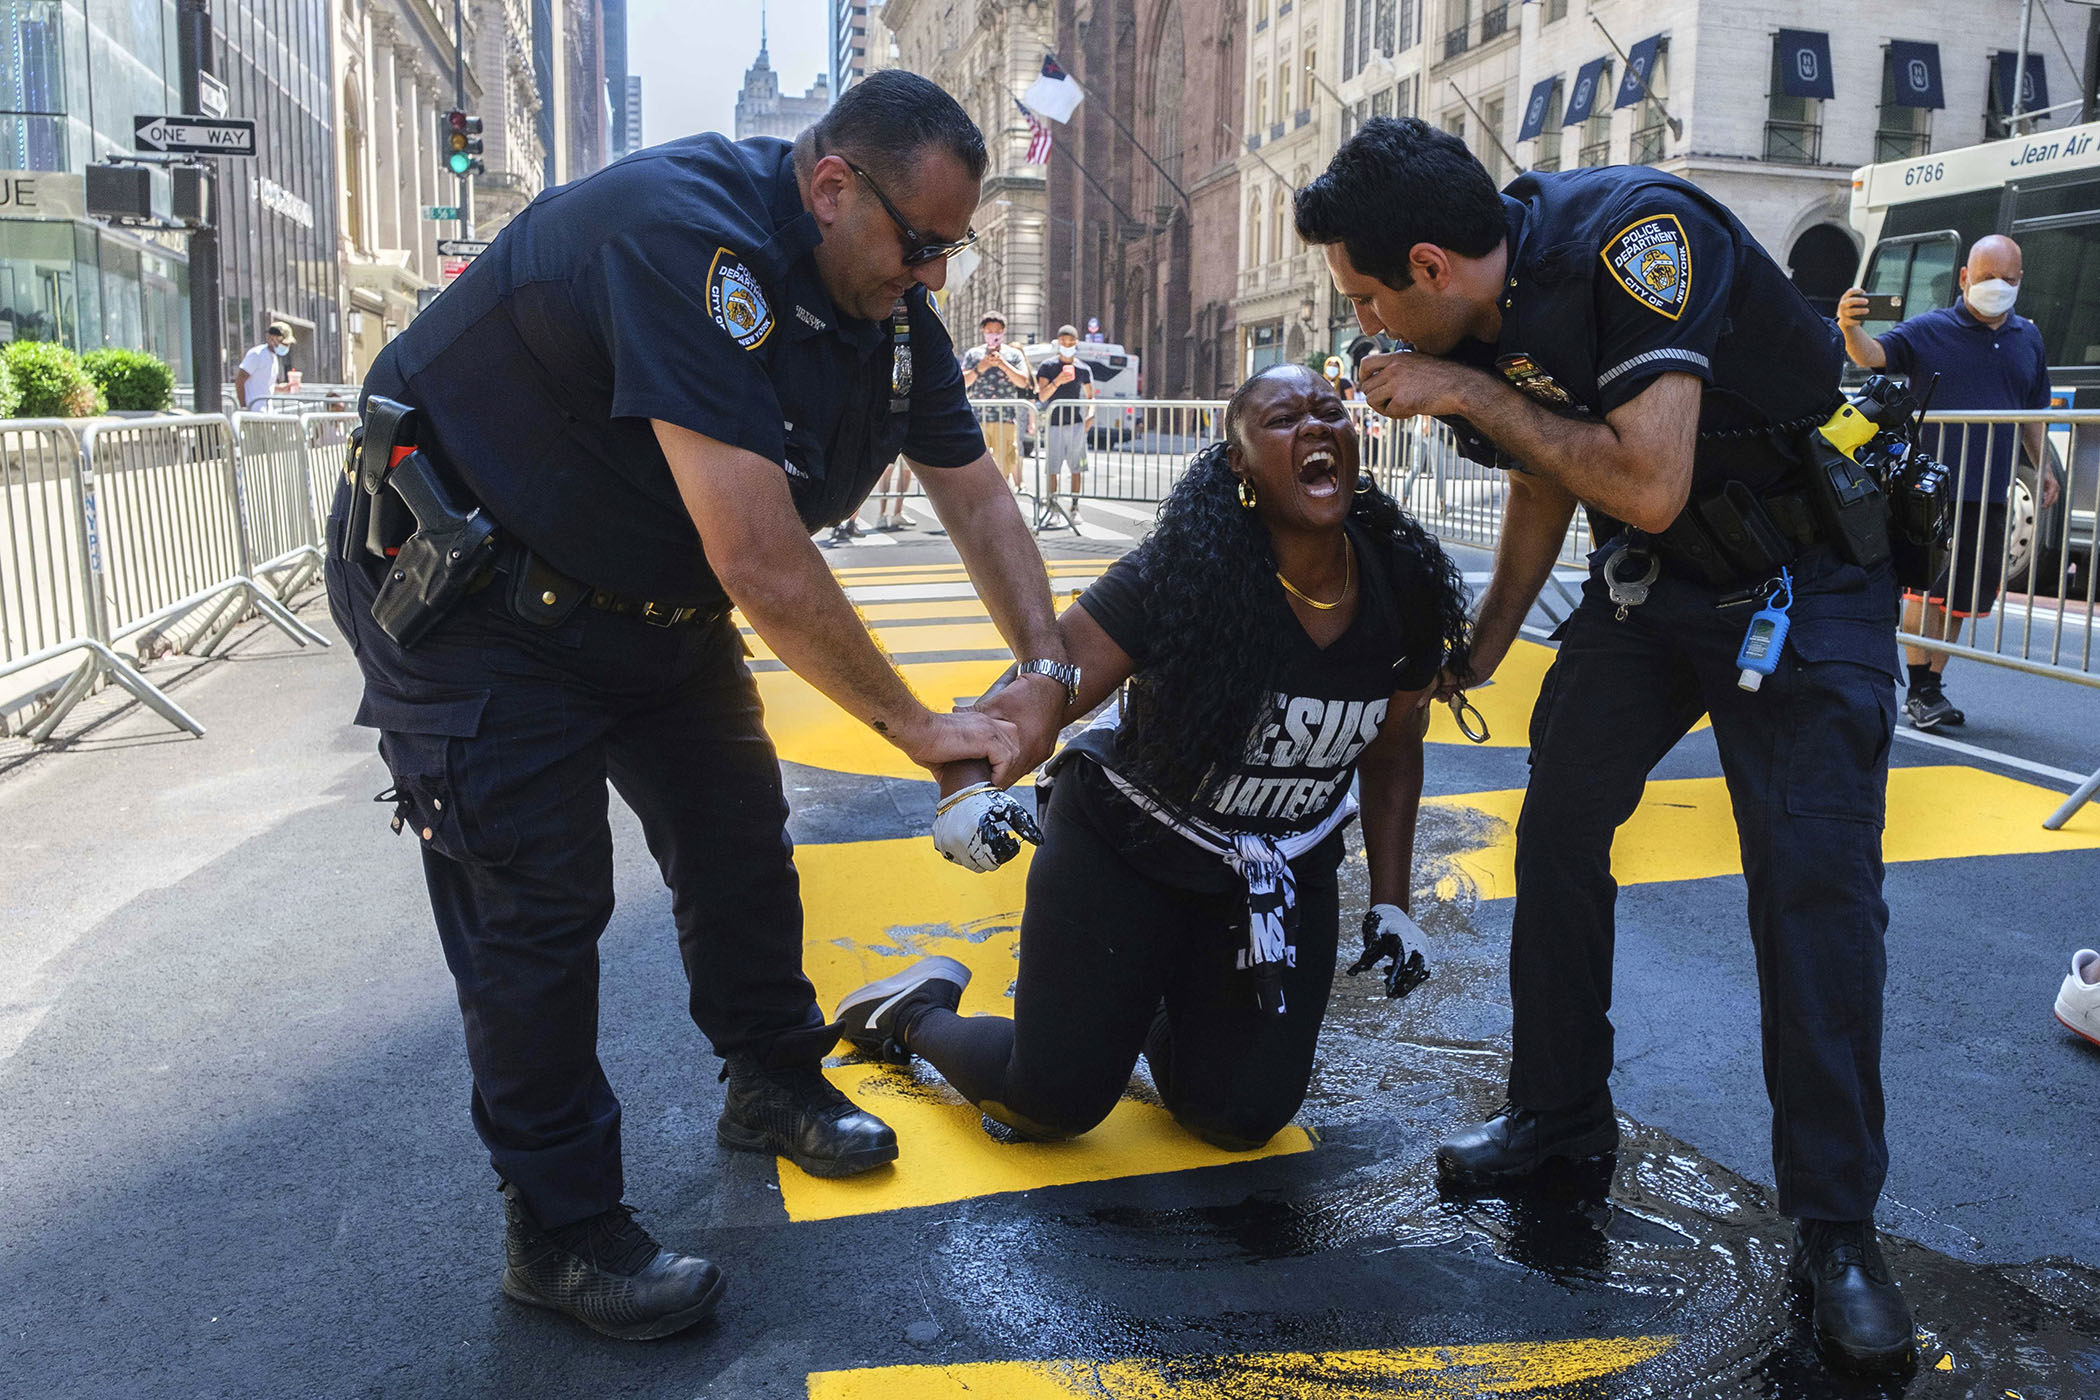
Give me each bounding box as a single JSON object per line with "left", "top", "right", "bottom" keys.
{"left": 1346, "top": 902, "right": 1431, "bottom": 998}
{"left": 932, "top": 782, "right": 1043, "bottom": 873}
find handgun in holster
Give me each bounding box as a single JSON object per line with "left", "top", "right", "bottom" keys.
{"left": 355, "top": 395, "right": 501, "bottom": 649}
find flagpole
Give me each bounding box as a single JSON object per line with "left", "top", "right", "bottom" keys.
{"left": 1011, "top": 87, "right": 1143, "bottom": 227}
{"left": 1029, "top": 53, "right": 1189, "bottom": 210}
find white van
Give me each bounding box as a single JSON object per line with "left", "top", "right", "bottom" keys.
{"left": 1019, "top": 340, "right": 1142, "bottom": 444}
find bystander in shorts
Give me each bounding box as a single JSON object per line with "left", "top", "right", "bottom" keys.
{"left": 1906, "top": 504, "right": 2010, "bottom": 618}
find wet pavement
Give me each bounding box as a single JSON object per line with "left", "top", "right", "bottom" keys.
{"left": 2, "top": 518, "right": 2098, "bottom": 1398}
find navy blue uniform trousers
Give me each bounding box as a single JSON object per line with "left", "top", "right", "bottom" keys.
{"left": 1509, "top": 543, "right": 1899, "bottom": 1222}
{"left": 324, "top": 484, "right": 834, "bottom": 1229}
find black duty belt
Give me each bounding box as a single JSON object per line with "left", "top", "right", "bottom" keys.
{"left": 1629, "top": 483, "right": 1827, "bottom": 591}
{"left": 476, "top": 545, "right": 728, "bottom": 630}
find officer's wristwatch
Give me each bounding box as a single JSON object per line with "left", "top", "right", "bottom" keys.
{"left": 1016, "top": 658, "right": 1081, "bottom": 705}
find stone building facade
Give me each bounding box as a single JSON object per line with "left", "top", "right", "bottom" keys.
{"left": 1299, "top": 0, "right": 2089, "bottom": 365}
{"left": 332, "top": 0, "right": 486, "bottom": 382}
{"left": 735, "top": 34, "right": 834, "bottom": 141}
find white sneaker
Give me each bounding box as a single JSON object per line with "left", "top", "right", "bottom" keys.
{"left": 2054, "top": 950, "right": 2100, "bottom": 1048}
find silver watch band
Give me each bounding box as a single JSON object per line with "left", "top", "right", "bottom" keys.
{"left": 1016, "top": 658, "right": 1081, "bottom": 703}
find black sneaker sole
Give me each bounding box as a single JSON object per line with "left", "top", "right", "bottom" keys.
{"left": 715, "top": 1116, "right": 899, "bottom": 1178}
{"left": 1434, "top": 1120, "right": 1621, "bottom": 1185}
{"left": 501, "top": 1268, "right": 726, "bottom": 1341}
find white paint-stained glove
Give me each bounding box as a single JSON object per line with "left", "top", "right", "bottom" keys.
{"left": 932, "top": 782, "right": 1043, "bottom": 873}
{"left": 1346, "top": 902, "right": 1432, "bottom": 998}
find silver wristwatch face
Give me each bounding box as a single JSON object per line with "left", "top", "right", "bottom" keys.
{"left": 1020, "top": 659, "right": 1080, "bottom": 700}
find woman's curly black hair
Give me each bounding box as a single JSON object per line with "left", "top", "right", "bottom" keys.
{"left": 1114, "top": 369, "right": 1473, "bottom": 809}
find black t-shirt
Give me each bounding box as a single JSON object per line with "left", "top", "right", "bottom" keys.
{"left": 1036, "top": 357, "right": 1093, "bottom": 426}
{"left": 363, "top": 133, "right": 984, "bottom": 605}
{"left": 1058, "top": 521, "right": 1442, "bottom": 889}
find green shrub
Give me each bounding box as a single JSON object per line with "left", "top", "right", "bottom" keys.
{"left": 0, "top": 354, "right": 20, "bottom": 420}
{"left": 81, "top": 347, "right": 174, "bottom": 412}
{"left": 4, "top": 340, "right": 105, "bottom": 418}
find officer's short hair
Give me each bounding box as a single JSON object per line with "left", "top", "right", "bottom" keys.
{"left": 1294, "top": 117, "right": 1504, "bottom": 289}
{"left": 807, "top": 70, "right": 988, "bottom": 187}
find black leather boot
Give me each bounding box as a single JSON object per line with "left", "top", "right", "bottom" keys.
{"left": 717, "top": 1058, "right": 898, "bottom": 1178}
{"left": 500, "top": 1185, "right": 724, "bottom": 1340}
{"left": 1436, "top": 1094, "right": 1619, "bottom": 1181}
{"left": 1790, "top": 1218, "right": 1916, "bottom": 1372}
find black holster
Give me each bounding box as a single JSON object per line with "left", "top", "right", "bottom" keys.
{"left": 353, "top": 395, "right": 501, "bottom": 649}
{"left": 1801, "top": 434, "right": 1894, "bottom": 571}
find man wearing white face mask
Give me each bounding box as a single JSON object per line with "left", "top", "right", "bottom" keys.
{"left": 1837, "top": 235, "right": 2057, "bottom": 730}
{"left": 235, "top": 320, "right": 294, "bottom": 410}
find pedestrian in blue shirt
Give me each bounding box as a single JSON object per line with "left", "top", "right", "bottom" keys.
{"left": 323, "top": 72, "right": 1072, "bottom": 1340}
{"left": 1838, "top": 235, "right": 2058, "bottom": 730}
{"left": 1297, "top": 118, "right": 1914, "bottom": 1374}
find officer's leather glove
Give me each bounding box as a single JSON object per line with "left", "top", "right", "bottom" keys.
{"left": 932, "top": 782, "right": 1043, "bottom": 873}
{"left": 1346, "top": 902, "right": 1431, "bottom": 999}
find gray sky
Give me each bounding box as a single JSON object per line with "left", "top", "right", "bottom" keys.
{"left": 635, "top": 1, "right": 833, "bottom": 145}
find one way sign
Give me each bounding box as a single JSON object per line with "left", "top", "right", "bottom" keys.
{"left": 134, "top": 115, "right": 257, "bottom": 157}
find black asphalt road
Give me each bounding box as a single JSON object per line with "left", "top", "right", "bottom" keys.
{"left": 2, "top": 529, "right": 2097, "bottom": 1399}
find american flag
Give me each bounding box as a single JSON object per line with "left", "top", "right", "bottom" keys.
{"left": 1018, "top": 100, "right": 1052, "bottom": 165}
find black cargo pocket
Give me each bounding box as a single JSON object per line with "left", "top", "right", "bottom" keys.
{"left": 354, "top": 688, "right": 518, "bottom": 864}
{"left": 1781, "top": 622, "right": 1897, "bottom": 826}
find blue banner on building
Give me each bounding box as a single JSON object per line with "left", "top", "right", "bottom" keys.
{"left": 1614, "top": 35, "right": 1662, "bottom": 110}
{"left": 1775, "top": 30, "right": 1835, "bottom": 101}
{"left": 1519, "top": 76, "right": 1559, "bottom": 141}
{"left": 1992, "top": 51, "right": 2049, "bottom": 115}
{"left": 1886, "top": 40, "right": 1944, "bottom": 110}
{"left": 1564, "top": 56, "right": 1611, "bottom": 126}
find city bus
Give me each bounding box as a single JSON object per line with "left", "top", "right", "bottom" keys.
{"left": 1850, "top": 121, "right": 2100, "bottom": 588}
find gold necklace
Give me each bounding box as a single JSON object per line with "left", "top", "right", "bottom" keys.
{"left": 1277, "top": 538, "right": 1354, "bottom": 611}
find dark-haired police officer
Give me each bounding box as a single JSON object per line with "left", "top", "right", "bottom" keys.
{"left": 324, "top": 71, "right": 1071, "bottom": 1341}
{"left": 1296, "top": 118, "right": 1913, "bottom": 1373}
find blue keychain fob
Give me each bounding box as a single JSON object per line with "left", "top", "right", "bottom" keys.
{"left": 1737, "top": 568, "right": 1794, "bottom": 692}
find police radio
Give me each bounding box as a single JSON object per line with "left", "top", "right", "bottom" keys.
{"left": 1805, "top": 374, "right": 1950, "bottom": 588}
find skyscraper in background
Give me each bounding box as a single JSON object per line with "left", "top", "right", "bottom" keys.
{"left": 830, "top": 0, "right": 865, "bottom": 96}
{"left": 603, "top": 0, "right": 629, "bottom": 157}
{"left": 624, "top": 76, "right": 644, "bottom": 155}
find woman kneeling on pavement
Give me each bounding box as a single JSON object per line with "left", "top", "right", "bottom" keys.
{"left": 832, "top": 363, "right": 1471, "bottom": 1148}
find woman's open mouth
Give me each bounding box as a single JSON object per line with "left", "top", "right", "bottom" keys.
{"left": 1297, "top": 447, "right": 1341, "bottom": 498}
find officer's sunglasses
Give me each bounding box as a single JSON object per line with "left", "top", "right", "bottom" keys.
{"left": 845, "top": 161, "right": 977, "bottom": 267}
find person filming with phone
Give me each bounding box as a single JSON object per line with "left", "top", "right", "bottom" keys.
{"left": 1837, "top": 234, "right": 2057, "bottom": 731}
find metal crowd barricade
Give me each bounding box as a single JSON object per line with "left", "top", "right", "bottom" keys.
{"left": 72, "top": 414, "right": 328, "bottom": 725}
{"left": 1898, "top": 409, "right": 2100, "bottom": 827}
{"left": 0, "top": 420, "right": 193, "bottom": 740}
{"left": 303, "top": 412, "right": 359, "bottom": 543}
{"left": 232, "top": 412, "right": 325, "bottom": 601}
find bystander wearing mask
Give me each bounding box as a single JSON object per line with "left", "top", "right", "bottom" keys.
{"left": 1837, "top": 235, "right": 2059, "bottom": 731}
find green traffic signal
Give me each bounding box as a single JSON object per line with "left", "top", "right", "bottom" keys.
{"left": 449, "top": 150, "right": 473, "bottom": 175}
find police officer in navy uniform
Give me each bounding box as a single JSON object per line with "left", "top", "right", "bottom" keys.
{"left": 1296, "top": 119, "right": 1914, "bottom": 1372}
{"left": 324, "top": 72, "right": 1071, "bottom": 1340}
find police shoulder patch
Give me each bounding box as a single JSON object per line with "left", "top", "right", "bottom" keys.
{"left": 1600, "top": 213, "right": 1691, "bottom": 321}
{"left": 707, "top": 247, "right": 773, "bottom": 350}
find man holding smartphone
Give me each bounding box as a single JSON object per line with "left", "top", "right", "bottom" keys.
{"left": 1838, "top": 234, "right": 2058, "bottom": 730}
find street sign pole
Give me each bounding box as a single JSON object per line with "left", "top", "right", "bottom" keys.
{"left": 177, "top": 0, "right": 221, "bottom": 415}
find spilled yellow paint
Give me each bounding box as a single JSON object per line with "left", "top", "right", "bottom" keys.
{"left": 806, "top": 1334, "right": 1678, "bottom": 1398}
{"left": 748, "top": 621, "right": 1015, "bottom": 665}
{"left": 786, "top": 834, "right": 1309, "bottom": 1222}
{"left": 758, "top": 659, "right": 1017, "bottom": 781}
{"left": 1429, "top": 765, "right": 2100, "bottom": 902}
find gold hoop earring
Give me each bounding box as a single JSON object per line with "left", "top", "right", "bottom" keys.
{"left": 1355, "top": 472, "right": 1373, "bottom": 495}
{"left": 1237, "top": 477, "right": 1257, "bottom": 509}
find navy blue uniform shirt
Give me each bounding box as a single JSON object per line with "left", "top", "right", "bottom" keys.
{"left": 363, "top": 134, "right": 985, "bottom": 605}
{"left": 1875, "top": 302, "right": 2049, "bottom": 501}
{"left": 1442, "top": 167, "right": 1844, "bottom": 508}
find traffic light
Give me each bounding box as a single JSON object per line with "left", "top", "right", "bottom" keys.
{"left": 445, "top": 110, "right": 484, "bottom": 177}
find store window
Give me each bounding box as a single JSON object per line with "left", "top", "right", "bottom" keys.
{"left": 0, "top": 0, "right": 66, "bottom": 171}
{"left": 0, "top": 218, "right": 82, "bottom": 345}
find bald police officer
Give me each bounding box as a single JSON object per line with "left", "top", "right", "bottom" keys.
{"left": 1296, "top": 119, "right": 1914, "bottom": 1373}
{"left": 325, "top": 73, "right": 1070, "bottom": 1340}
